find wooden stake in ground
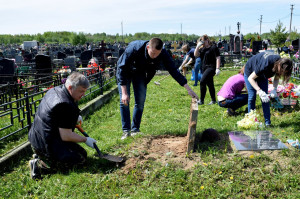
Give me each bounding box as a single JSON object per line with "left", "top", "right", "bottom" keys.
{"left": 186, "top": 98, "right": 198, "bottom": 153}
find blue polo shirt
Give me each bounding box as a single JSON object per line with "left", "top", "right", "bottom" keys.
{"left": 245, "top": 52, "right": 280, "bottom": 79}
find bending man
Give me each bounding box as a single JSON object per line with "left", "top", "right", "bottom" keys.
{"left": 117, "top": 37, "right": 198, "bottom": 139}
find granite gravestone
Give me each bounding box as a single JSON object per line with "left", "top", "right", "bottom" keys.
{"left": 0, "top": 58, "right": 16, "bottom": 84}
{"left": 228, "top": 131, "right": 287, "bottom": 151}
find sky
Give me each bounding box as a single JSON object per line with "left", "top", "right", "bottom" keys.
{"left": 1, "top": 0, "right": 300, "bottom": 37}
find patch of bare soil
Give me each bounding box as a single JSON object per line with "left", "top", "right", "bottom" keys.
{"left": 121, "top": 135, "right": 202, "bottom": 174}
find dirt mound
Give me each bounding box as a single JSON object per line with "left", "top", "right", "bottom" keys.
{"left": 121, "top": 135, "right": 202, "bottom": 173}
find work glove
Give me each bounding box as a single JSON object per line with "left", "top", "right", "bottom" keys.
{"left": 269, "top": 89, "right": 277, "bottom": 98}
{"left": 85, "top": 137, "right": 97, "bottom": 149}
{"left": 77, "top": 115, "right": 83, "bottom": 125}
{"left": 215, "top": 68, "right": 221, "bottom": 76}
{"left": 257, "top": 90, "right": 270, "bottom": 103}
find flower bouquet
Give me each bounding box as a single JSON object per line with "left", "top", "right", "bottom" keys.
{"left": 237, "top": 109, "right": 263, "bottom": 130}
{"left": 279, "top": 51, "right": 290, "bottom": 59}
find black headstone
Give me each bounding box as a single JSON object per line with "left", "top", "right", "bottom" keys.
{"left": 80, "top": 50, "right": 93, "bottom": 67}
{"left": 252, "top": 41, "right": 262, "bottom": 55}
{"left": 35, "top": 55, "right": 52, "bottom": 74}
{"left": 292, "top": 39, "right": 300, "bottom": 51}
{"left": 57, "top": 51, "right": 67, "bottom": 59}
{"left": 64, "top": 56, "right": 76, "bottom": 71}
{"left": 0, "top": 58, "right": 15, "bottom": 84}
{"left": 93, "top": 49, "right": 103, "bottom": 59}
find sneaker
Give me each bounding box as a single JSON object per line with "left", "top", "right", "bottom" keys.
{"left": 32, "top": 154, "right": 39, "bottom": 159}
{"left": 131, "top": 131, "right": 142, "bottom": 136}
{"left": 227, "top": 108, "right": 236, "bottom": 116}
{"left": 29, "top": 159, "right": 41, "bottom": 180}
{"left": 197, "top": 100, "right": 204, "bottom": 105}
{"left": 265, "top": 124, "right": 273, "bottom": 128}
{"left": 121, "top": 131, "right": 131, "bottom": 140}
{"left": 193, "top": 84, "right": 197, "bottom": 86}
{"left": 208, "top": 101, "right": 216, "bottom": 105}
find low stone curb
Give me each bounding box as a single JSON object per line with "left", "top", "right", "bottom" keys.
{"left": 0, "top": 86, "right": 118, "bottom": 170}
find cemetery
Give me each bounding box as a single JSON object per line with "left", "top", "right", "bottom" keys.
{"left": 0, "top": 29, "right": 300, "bottom": 198}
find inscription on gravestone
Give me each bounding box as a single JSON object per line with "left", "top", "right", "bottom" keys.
{"left": 228, "top": 131, "right": 287, "bottom": 151}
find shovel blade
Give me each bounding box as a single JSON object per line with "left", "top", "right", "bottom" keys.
{"left": 97, "top": 153, "right": 124, "bottom": 163}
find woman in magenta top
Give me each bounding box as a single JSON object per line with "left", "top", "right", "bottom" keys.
{"left": 217, "top": 66, "right": 248, "bottom": 116}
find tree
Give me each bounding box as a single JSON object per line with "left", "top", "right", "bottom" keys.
{"left": 269, "top": 20, "right": 288, "bottom": 48}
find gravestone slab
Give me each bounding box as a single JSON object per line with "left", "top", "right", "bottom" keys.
{"left": 228, "top": 131, "right": 287, "bottom": 151}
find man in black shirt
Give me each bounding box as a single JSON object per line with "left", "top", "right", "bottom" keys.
{"left": 28, "top": 72, "right": 96, "bottom": 179}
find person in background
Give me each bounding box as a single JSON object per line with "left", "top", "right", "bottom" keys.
{"left": 196, "top": 34, "right": 221, "bottom": 105}
{"left": 28, "top": 72, "right": 96, "bottom": 179}
{"left": 244, "top": 52, "right": 293, "bottom": 126}
{"left": 217, "top": 66, "right": 248, "bottom": 116}
{"left": 178, "top": 44, "right": 195, "bottom": 77}
{"left": 117, "top": 38, "right": 199, "bottom": 139}
{"left": 193, "top": 38, "right": 203, "bottom": 86}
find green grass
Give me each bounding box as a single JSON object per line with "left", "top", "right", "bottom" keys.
{"left": 1, "top": 69, "right": 300, "bottom": 198}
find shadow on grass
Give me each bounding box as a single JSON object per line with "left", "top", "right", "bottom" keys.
{"left": 194, "top": 128, "right": 234, "bottom": 153}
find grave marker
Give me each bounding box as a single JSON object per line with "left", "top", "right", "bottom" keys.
{"left": 186, "top": 98, "right": 198, "bottom": 153}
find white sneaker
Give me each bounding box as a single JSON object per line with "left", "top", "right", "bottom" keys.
{"left": 131, "top": 131, "right": 141, "bottom": 136}
{"left": 121, "top": 131, "right": 131, "bottom": 140}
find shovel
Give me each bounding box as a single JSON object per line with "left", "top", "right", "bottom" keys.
{"left": 76, "top": 125, "right": 124, "bottom": 163}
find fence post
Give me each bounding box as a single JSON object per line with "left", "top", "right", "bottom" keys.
{"left": 25, "top": 92, "right": 32, "bottom": 131}
{"left": 99, "top": 71, "right": 103, "bottom": 95}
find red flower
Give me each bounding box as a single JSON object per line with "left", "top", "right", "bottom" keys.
{"left": 291, "top": 92, "right": 299, "bottom": 99}
{"left": 282, "top": 92, "right": 289, "bottom": 98}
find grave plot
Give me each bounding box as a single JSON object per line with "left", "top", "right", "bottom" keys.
{"left": 120, "top": 98, "right": 219, "bottom": 172}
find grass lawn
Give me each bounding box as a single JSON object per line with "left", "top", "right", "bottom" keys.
{"left": 1, "top": 69, "right": 300, "bottom": 198}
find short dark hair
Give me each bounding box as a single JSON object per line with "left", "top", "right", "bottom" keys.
{"left": 149, "top": 38, "right": 163, "bottom": 50}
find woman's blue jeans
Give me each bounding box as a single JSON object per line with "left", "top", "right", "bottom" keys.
{"left": 218, "top": 94, "right": 248, "bottom": 111}
{"left": 118, "top": 75, "right": 147, "bottom": 132}
{"left": 194, "top": 57, "right": 202, "bottom": 85}
{"left": 244, "top": 73, "right": 271, "bottom": 125}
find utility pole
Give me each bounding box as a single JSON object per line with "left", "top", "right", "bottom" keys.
{"left": 121, "top": 21, "right": 123, "bottom": 42}
{"left": 181, "top": 23, "right": 182, "bottom": 35}
{"left": 289, "top": 4, "right": 294, "bottom": 36}
{"left": 259, "top": 15, "right": 262, "bottom": 35}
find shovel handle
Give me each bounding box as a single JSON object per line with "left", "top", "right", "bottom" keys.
{"left": 75, "top": 125, "right": 103, "bottom": 157}
{"left": 75, "top": 125, "right": 89, "bottom": 137}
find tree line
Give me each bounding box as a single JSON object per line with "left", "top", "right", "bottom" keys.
{"left": 0, "top": 21, "right": 299, "bottom": 48}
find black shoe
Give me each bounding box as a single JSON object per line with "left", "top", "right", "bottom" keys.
{"left": 29, "top": 159, "right": 42, "bottom": 180}
{"left": 197, "top": 100, "right": 204, "bottom": 105}
{"left": 193, "top": 84, "right": 198, "bottom": 86}
{"left": 227, "top": 108, "right": 236, "bottom": 116}
{"left": 208, "top": 101, "right": 216, "bottom": 105}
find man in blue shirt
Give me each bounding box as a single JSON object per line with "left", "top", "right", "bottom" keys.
{"left": 117, "top": 38, "right": 198, "bottom": 139}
